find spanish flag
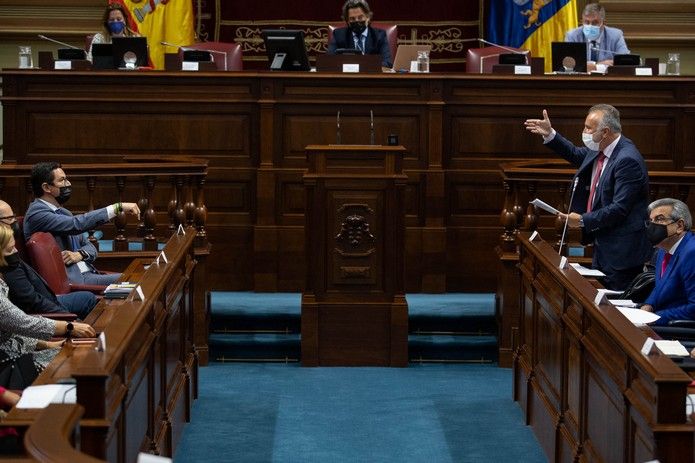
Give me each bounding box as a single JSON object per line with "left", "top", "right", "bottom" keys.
{"left": 487, "top": 0, "right": 578, "bottom": 73}
{"left": 112, "top": 0, "right": 195, "bottom": 69}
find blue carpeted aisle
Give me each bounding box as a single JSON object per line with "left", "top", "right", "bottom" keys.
{"left": 174, "top": 363, "right": 546, "bottom": 463}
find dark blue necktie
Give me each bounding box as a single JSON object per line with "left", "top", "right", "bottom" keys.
{"left": 590, "top": 41, "right": 598, "bottom": 62}
{"left": 355, "top": 35, "right": 364, "bottom": 54}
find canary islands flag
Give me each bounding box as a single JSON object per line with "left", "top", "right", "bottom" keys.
{"left": 487, "top": 0, "right": 578, "bottom": 72}
{"left": 112, "top": 0, "right": 195, "bottom": 69}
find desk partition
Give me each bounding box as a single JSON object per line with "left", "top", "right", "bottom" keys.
{"left": 515, "top": 233, "right": 694, "bottom": 463}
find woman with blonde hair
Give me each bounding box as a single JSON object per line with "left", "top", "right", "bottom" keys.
{"left": 0, "top": 226, "right": 96, "bottom": 387}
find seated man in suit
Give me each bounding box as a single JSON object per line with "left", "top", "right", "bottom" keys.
{"left": 641, "top": 198, "right": 695, "bottom": 325}
{"left": 565, "top": 3, "right": 629, "bottom": 69}
{"left": 327, "top": 0, "right": 393, "bottom": 68}
{"left": 0, "top": 200, "right": 97, "bottom": 319}
{"left": 23, "top": 162, "right": 140, "bottom": 286}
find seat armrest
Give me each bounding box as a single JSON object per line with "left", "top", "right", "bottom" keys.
{"left": 668, "top": 320, "right": 695, "bottom": 329}
{"left": 68, "top": 283, "right": 106, "bottom": 295}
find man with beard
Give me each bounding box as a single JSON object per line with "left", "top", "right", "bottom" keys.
{"left": 23, "top": 162, "right": 140, "bottom": 286}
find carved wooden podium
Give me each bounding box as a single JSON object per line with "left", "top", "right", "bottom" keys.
{"left": 302, "top": 145, "right": 408, "bottom": 366}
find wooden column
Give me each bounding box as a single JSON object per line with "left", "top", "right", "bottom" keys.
{"left": 302, "top": 145, "right": 408, "bottom": 367}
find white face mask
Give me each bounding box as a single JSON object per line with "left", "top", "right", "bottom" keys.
{"left": 582, "top": 131, "right": 602, "bottom": 151}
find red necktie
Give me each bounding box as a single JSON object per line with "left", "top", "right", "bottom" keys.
{"left": 586, "top": 152, "right": 606, "bottom": 212}
{"left": 661, "top": 252, "right": 672, "bottom": 277}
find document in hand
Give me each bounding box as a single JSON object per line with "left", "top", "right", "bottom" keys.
{"left": 530, "top": 198, "right": 560, "bottom": 215}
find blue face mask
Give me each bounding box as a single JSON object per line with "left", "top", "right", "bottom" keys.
{"left": 108, "top": 21, "right": 126, "bottom": 35}
{"left": 583, "top": 24, "right": 600, "bottom": 41}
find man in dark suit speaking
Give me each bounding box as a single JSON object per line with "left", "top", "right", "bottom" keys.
{"left": 524, "top": 104, "right": 652, "bottom": 290}
{"left": 327, "top": 0, "right": 392, "bottom": 68}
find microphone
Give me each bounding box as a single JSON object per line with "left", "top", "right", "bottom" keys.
{"left": 477, "top": 38, "right": 530, "bottom": 56}
{"left": 370, "top": 110, "right": 375, "bottom": 145}
{"left": 558, "top": 177, "right": 579, "bottom": 256}
{"left": 589, "top": 42, "right": 621, "bottom": 57}
{"left": 38, "top": 34, "right": 79, "bottom": 49}
{"left": 162, "top": 42, "right": 229, "bottom": 70}
{"left": 336, "top": 110, "right": 341, "bottom": 144}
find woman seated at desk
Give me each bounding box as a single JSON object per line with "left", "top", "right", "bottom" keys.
{"left": 87, "top": 3, "right": 139, "bottom": 62}
{"left": 0, "top": 226, "right": 96, "bottom": 389}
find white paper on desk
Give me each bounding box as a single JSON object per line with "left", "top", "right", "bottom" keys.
{"left": 608, "top": 299, "right": 638, "bottom": 308}
{"left": 16, "top": 384, "right": 76, "bottom": 409}
{"left": 137, "top": 452, "right": 172, "bottom": 463}
{"left": 654, "top": 340, "right": 689, "bottom": 357}
{"left": 616, "top": 306, "right": 660, "bottom": 325}
{"left": 529, "top": 198, "right": 560, "bottom": 215}
{"left": 569, "top": 263, "right": 606, "bottom": 277}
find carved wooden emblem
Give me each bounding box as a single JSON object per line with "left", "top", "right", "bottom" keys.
{"left": 335, "top": 214, "right": 375, "bottom": 247}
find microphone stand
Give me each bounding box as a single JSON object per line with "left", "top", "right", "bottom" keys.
{"left": 336, "top": 111, "right": 341, "bottom": 145}
{"left": 38, "top": 34, "right": 80, "bottom": 49}
{"left": 369, "top": 110, "right": 374, "bottom": 145}
{"left": 558, "top": 177, "right": 579, "bottom": 257}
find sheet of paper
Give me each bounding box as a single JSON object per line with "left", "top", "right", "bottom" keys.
{"left": 654, "top": 340, "right": 689, "bottom": 357}
{"left": 608, "top": 299, "right": 638, "bottom": 308}
{"left": 569, "top": 263, "right": 606, "bottom": 277}
{"left": 529, "top": 198, "right": 560, "bottom": 215}
{"left": 16, "top": 384, "right": 76, "bottom": 409}
{"left": 596, "top": 288, "right": 622, "bottom": 296}
{"left": 616, "top": 306, "right": 660, "bottom": 325}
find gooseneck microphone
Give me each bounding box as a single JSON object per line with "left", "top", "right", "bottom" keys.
{"left": 476, "top": 38, "right": 530, "bottom": 56}
{"left": 336, "top": 111, "right": 341, "bottom": 144}
{"left": 558, "top": 176, "right": 579, "bottom": 256}
{"left": 370, "top": 110, "right": 375, "bottom": 145}
{"left": 589, "top": 42, "right": 620, "bottom": 57}
{"left": 38, "top": 34, "right": 80, "bottom": 49}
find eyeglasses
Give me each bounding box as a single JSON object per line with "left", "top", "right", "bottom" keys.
{"left": 0, "top": 215, "right": 16, "bottom": 222}
{"left": 645, "top": 216, "right": 676, "bottom": 227}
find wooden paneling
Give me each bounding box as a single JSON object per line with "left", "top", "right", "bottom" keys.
{"left": 515, "top": 233, "right": 694, "bottom": 463}
{"left": 3, "top": 71, "right": 695, "bottom": 293}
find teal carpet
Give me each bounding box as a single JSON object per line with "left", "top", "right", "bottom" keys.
{"left": 174, "top": 363, "right": 546, "bottom": 463}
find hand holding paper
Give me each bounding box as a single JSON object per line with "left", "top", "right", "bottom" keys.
{"left": 530, "top": 198, "right": 560, "bottom": 215}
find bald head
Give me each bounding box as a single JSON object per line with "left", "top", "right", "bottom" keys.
{"left": 0, "top": 200, "right": 14, "bottom": 219}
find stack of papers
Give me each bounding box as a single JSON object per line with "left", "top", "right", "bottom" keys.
{"left": 104, "top": 282, "right": 137, "bottom": 299}
{"left": 16, "top": 384, "right": 76, "bottom": 408}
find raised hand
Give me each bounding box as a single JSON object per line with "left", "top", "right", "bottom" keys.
{"left": 524, "top": 109, "right": 553, "bottom": 137}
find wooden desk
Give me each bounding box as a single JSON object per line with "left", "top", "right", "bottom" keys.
{"left": 515, "top": 233, "right": 695, "bottom": 463}
{"left": 2, "top": 70, "right": 694, "bottom": 295}
{"left": 3, "top": 230, "right": 198, "bottom": 462}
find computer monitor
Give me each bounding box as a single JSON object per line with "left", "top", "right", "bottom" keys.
{"left": 613, "top": 54, "right": 640, "bottom": 66}
{"left": 91, "top": 43, "right": 114, "bottom": 69}
{"left": 551, "top": 42, "right": 587, "bottom": 73}
{"left": 57, "top": 48, "right": 86, "bottom": 60}
{"left": 112, "top": 36, "right": 149, "bottom": 68}
{"left": 261, "top": 29, "right": 310, "bottom": 71}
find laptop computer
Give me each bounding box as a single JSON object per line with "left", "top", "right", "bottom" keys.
{"left": 551, "top": 42, "right": 587, "bottom": 73}
{"left": 112, "top": 36, "right": 149, "bottom": 68}
{"left": 316, "top": 53, "right": 382, "bottom": 73}
{"left": 391, "top": 44, "right": 432, "bottom": 72}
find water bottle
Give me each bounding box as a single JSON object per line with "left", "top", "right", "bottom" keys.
{"left": 18, "top": 45, "right": 33, "bottom": 69}
{"left": 666, "top": 53, "right": 680, "bottom": 76}
{"left": 416, "top": 50, "right": 429, "bottom": 73}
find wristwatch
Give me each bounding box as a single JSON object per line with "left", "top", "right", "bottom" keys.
{"left": 66, "top": 322, "right": 74, "bottom": 337}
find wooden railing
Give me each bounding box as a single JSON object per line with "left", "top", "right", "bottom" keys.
{"left": 0, "top": 156, "right": 209, "bottom": 251}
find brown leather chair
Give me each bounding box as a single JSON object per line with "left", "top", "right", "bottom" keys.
{"left": 181, "top": 42, "right": 243, "bottom": 71}
{"left": 327, "top": 22, "right": 398, "bottom": 63}
{"left": 26, "top": 232, "right": 105, "bottom": 295}
{"left": 466, "top": 46, "right": 527, "bottom": 73}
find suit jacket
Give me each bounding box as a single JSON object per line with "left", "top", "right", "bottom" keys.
{"left": 2, "top": 259, "right": 63, "bottom": 314}
{"left": 23, "top": 199, "right": 110, "bottom": 284}
{"left": 546, "top": 133, "right": 652, "bottom": 279}
{"left": 565, "top": 25, "right": 629, "bottom": 62}
{"left": 646, "top": 232, "right": 695, "bottom": 325}
{"left": 327, "top": 26, "right": 392, "bottom": 67}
